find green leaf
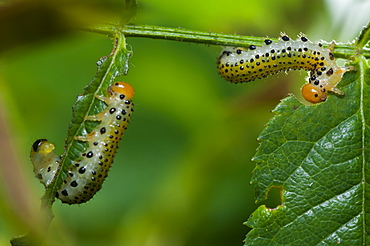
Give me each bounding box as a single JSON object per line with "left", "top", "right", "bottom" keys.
{"left": 356, "top": 21, "right": 370, "bottom": 48}
{"left": 244, "top": 51, "right": 368, "bottom": 243}
{"left": 52, "top": 31, "right": 131, "bottom": 204}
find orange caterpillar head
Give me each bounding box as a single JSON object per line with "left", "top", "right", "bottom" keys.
{"left": 301, "top": 83, "right": 327, "bottom": 104}
{"left": 108, "top": 82, "right": 135, "bottom": 100}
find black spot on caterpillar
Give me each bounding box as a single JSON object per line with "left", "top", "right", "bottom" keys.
{"left": 217, "top": 33, "right": 355, "bottom": 103}
{"left": 30, "top": 82, "right": 135, "bottom": 204}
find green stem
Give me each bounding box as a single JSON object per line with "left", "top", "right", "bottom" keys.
{"left": 83, "top": 23, "right": 370, "bottom": 59}
{"left": 84, "top": 23, "right": 262, "bottom": 46}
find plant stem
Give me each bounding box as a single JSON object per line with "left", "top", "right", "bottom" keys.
{"left": 83, "top": 23, "right": 370, "bottom": 59}
{"left": 84, "top": 23, "right": 263, "bottom": 47}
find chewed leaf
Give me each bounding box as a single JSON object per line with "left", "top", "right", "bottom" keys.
{"left": 244, "top": 57, "right": 365, "bottom": 244}
{"left": 56, "top": 82, "right": 134, "bottom": 204}
{"left": 42, "top": 32, "right": 131, "bottom": 205}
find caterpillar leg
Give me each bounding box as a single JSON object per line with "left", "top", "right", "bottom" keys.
{"left": 326, "top": 65, "right": 356, "bottom": 95}
{"left": 82, "top": 95, "right": 109, "bottom": 122}
{"left": 328, "top": 42, "right": 335, "bottom": 51}
{"left": 334, "top": 65, "right": 356, "bottom": 76}
{"left": 74, "top": 132, "right": 96, "bottom": 142}
{"left": 325, "top": 41, "right": 355, "bottom": 94}
{"left": 95, "top": 94, "right": 113, "bottom": 105}
{"left": 302, "top": 64, "right": 356, "bottom": 103}
{"left": 84, "top": 111, "right": 105, "bottom": 122}
{"left": 74, "top": 95, "right": 111, "bottom": 142}
{"left": 337, "top": 66, "right": 356, "bottom": 75}
{"left": 74, "top": 114, "right": 104, "bottom": 141}
{"left": 330, "top": 87, "right": 344, "bottom": 96}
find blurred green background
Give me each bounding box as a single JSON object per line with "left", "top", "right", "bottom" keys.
{"left": 0, "top": 0, "right": 368, "bottom": 245}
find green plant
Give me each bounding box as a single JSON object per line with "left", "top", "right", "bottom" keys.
{"left": 2, "top": 0, "right": 370, "bottom": 245}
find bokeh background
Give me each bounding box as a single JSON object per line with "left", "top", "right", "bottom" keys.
{"left": 0, "top": 0, "right": 369, "bottom": 245}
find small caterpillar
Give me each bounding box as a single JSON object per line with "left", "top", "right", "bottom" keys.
{"left": 217, "top": 33, "right": 354, "bottom": 103}
{"left": 30, "top": 139, "right": 61, "bottom": 187}
{"left": 30, "top": 82, "right": 135, "bottom": 204}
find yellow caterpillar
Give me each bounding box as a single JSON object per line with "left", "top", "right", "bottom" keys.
{"left": 217, "top": 33, "right": 354, "bottom": 103}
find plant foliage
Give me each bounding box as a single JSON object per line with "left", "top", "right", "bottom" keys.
{"left": 244, "top": 23, "right": 370, "bottom": 245}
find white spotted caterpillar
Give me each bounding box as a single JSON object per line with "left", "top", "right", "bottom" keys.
{"left": 30, "top": 82, "right": 134, "bottom": 204}
{"left": 217, "top": 33, "right": 354, "bottom": 103}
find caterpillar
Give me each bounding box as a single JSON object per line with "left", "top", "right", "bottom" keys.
{"left": 30, "top": 139, "right": 61, "bottom": 187}
{"left": 217, "top": 33, "right": 354, "bottom": 103}
{"left": 30, "top": 82, "right": 135, "bottom": 204}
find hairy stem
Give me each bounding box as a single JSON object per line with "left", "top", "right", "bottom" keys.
{"left": 83, "top": 23, "right": 370, "bottom": 59}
